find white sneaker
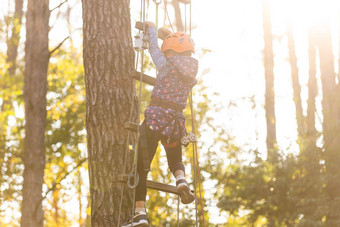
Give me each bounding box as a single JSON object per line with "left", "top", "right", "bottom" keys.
{"left": 121, "top": 211, "right": 149, "bottom": 227}
{"left": 176, "top": 179, "right": 195, "bottom": 204}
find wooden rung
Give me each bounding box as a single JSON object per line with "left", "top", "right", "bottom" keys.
{"left": 118, "top": 174, "right": 179, "bottom": 195}
{"left": 135, "top": 21, "right": 146, "bottom": 31}
{"left": 135, "top": 22, "right": 171, "bottom": 41}
{"left": 158, "top": 27, "right": 172, "bottom": 40}
{"left": 124, "top": 122, "right": 138, "bottom": 132}
{"left": 132, "top": 71, "right": 156, "bottom": 86}
{"left": 146, "top": 180, "right": 179, "bottom": 195}
{"left": 177, "top": 0, "right": 190, "bottom": 4}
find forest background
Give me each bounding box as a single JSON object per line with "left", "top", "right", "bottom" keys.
{"left": 0, "top": 0, "right": 340, "bottom": 226}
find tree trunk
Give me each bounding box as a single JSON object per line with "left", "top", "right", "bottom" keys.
{"left": 6, "top": 0, "right": 24, "bottom": 76}
{"left": 295, "top": 27, "right": 322, "bottom": 224}
{"left": 314, "top": 19, "right": 340, "bottom": 225}
{"left": 287, "top": 21, "right": 304, "bottom": 141}
{"left": 21, "top": 0, "right": 49, "bottom": 226}
{"left": 306, "top": 29, "right": 318, "bottom": 142}
{"left": 82, "top": 0, "right": 137, "bottom": 226}
{"left": 262, "top": 0, "right": 277, "bottom": 163}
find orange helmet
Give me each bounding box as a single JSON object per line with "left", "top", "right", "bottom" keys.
{"left": 161, "top": 32, "right": 195, "bottom": 53}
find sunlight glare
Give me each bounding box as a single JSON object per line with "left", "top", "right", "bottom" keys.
{"left": 295, "top": 0, "right": 340, "bottom": 28}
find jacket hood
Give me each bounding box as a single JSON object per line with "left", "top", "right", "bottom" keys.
{"left": 167, "top": 56, "right": 198, "bottom": 84}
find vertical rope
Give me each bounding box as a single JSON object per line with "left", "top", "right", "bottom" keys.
{"left": 117, "top": 52, "right": 140, "bottom": 226}
{"left": 130, "top": 0, "right": 146, "bottom": 225}
{"left": 155, "top": 2, "right": 158, "bottom": 36}
{"left": 189, "top": 1, "right": 191, "bottom": 36}
{"left": 189, "top": 94, "right": 205, "bottom": 227}
{"left": 189, "top": 1, "right": 206, "bottom": 226}
{"left": 185, "top": 4, "right": 187, "bottom": 33}
{"left": 164, "top": 0, "right": 174, "bottom": 32}
{"left": 191, "top": 121, "right": 198, "bottom": 226}
{"left": 177, "top": 195, "right": 180, "bottom": 227}
{"left": 117, "top": 1, "right": 146, "bottom": 223}
{"left": 183, "top": 1, "right": 199, "bottom": 225}
{"left": 155, "top": 1, "right": 160, "bottom": 76}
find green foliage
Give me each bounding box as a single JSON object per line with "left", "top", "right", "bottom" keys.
{"left": 213, "top": 132, "right": 332, "bottom": 226}
{"left": 0, "top": 48, "right": 24, "bottom": 224}
{"left": 0, "top": 42, "right": 88, "bottom": 225}
{"left": 44, "top": 48, "right": 87, "bottom": 226}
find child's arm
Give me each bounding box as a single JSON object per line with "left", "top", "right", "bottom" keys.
{"left": 147, "top": 26, "right": 168, "bottom": 71}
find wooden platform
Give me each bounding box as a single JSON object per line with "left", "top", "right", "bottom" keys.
{"left": 118, "top": 174, "right": 179, "bottom": 195}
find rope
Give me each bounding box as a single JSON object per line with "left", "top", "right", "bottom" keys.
{"left": 185, "top": 4, "right": 187, "bottom": 33}
{"left": 155, "top": 0, "right": 160, "bottom": 34}
{"left": 187, "top": 2, "right": 206, "bottom": 226}
{"left": 117, "top": 13, "right": 145, "bottom": 227}
{"left": 189, "top": 1, "right": 192, "bottom": 36}
{"left": 117, "top": 0, "right": 146, "bottom": 225}
{"left": 177, "top": 196, "right": 180, "bottom": 227}
{"left": 117, "top": 53, "right": 140, "bottom": 226}
{"left": 164, "top": 0, "right": 174, "bottom": 32}
{"left": 189, "top": 93, "right": 206, "bottom": 227}
{"left": 191, "top": 119, "right": 198, "bottom": 226}
{"left": 129, "top": 0, "right": 147, "bottom": 224}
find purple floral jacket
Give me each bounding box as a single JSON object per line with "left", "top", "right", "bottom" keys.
{"left": 144, "top": 27, "right": 198, "bottom": 141}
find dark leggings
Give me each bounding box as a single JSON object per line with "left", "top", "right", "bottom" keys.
{"left": 135, "top": 121, "right": 185, "bottom": 201}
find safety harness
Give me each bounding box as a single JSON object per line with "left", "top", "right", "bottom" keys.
{"left": 140, "top": 97, "right": 184, "bottom": 172}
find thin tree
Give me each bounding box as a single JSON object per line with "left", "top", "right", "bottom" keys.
{"left": 6, "top": 0, "right": 24, "bottom": 76}
{"left": 21, "top": 0, "right": 50, "bottom": 226}
{"left": 262, "top": 1, "right": 278, "bottom": 226}
{"left": 293, "top": 27, "right": 323, "bottom": 225}
{"left": 82, "top": 0, "right": 137, "bottom": 225}
{"left": 314, "top": 18, "right": 340, "bottom": 225}
{"left": 306, "top": 29, "right": 318, "bottom": 144}
{"left": 287, "top": 21, "right": 304, "bottom": 140}
{"left": 262, "top": 0, "right": 277, "bottom": 162}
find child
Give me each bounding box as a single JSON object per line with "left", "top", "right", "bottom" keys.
{"left": 122, "top": 21, "right": 198, "bottom": 227}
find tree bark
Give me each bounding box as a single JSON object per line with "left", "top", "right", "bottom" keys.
{"left": 21, "top": 0, "right": 49, "bottom": 226}
{"left": 262, "top": 0, "right": 277, "bottom": 163}
{"left": 82, "top": 0, "right": 137, "bottom": 226}
{"left": 314, "top": 19, "right": 340, "bottom": 225}
{"left": 6, "top": 0, "right": 24, "bottom": 76}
